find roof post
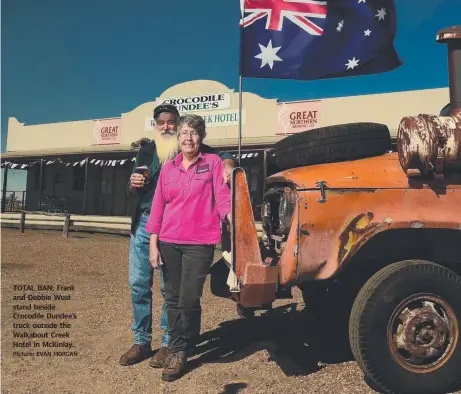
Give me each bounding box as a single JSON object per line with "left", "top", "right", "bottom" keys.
{"left": 1, "top": 165, "right": 8, "bottom": 213}
{"left": 82, "top": 157, "right": 89, "bottom": 215}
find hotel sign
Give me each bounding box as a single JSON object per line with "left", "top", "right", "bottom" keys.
{"left": 201, "top": 109, "right": 245, "bottom": 127}
{"left": 156, "top": 92, "right": 232, "bottom": 113}
{"left": 144, "top": 109, "right": 245, "bottom": 131}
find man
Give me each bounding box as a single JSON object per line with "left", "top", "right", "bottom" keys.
{"left": 119, "top": 103, "right": 236, "bottom": 367}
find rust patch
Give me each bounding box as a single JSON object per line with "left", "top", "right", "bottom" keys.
{"left": 300, "top": 224, "right": 310, "bottom": 236}
{"left": 397, "top": 110, "right": 461, "bottom": 179}
{"left": 388, "top": 294, "right": 459, "bottom": 374}
{"left": 337, "top": 212, "right": 382, "bottom": 264}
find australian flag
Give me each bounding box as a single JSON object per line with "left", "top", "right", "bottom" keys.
{"left": 240, "top": 0, "right": 402, "bottom": 81}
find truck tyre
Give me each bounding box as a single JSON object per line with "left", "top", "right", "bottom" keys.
{"left": 349, "top": 260, "right": 461, "bottom": 394}
{"left": 273, "top": 122, "right": 391, "bottom": 170}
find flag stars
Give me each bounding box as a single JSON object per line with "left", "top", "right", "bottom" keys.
{"left": 346, "top": 57, "right": 360, "bottom": 70}
{"left": 358, "top": 0, "right": 366, "bottom": 3}
{"left": 375, "top": 7, "right": 387, "bottom": 20}
{"left": 255, "top": 39, "right": 283, "bottom": 69}
{"left": 364, "top": 29, "right": 372, "bottom": 36}
{"left": 336, "top": 20, "right": 344, "bottom": 32}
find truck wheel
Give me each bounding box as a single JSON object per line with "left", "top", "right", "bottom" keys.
{"left": 273, "top": 122, "right": 391, "bottom": 170}
{"left": 349, "top": 260, "right": 461, "bottom": 394}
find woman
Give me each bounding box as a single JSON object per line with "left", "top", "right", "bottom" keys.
{"left": 145, "top": 114, "right": 231, "bottom": 381}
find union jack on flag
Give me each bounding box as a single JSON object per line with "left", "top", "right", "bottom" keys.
{"left": 240, "top": 0, "right": 327, "bottom": 36}
{"left": 239, "top": 0, "right": 402, "bottom": 81}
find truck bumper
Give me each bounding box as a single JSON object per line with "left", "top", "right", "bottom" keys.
{"left": 210, "top": 168, "right": 278, "bottom": 308}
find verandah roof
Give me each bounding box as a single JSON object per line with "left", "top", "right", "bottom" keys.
{"left": 1, "top": 144, "right": 134, "bottom": 160}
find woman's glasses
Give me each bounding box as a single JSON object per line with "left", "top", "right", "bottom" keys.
{"left": 179, "top": 130, "right": 200, "bottom": 138}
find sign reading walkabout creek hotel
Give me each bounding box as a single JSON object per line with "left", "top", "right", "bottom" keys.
{"left": 276, "top": 100, "right": 321, "bottom": 135}
{"left": 156, "top": 92, "right": 232, "bottom": 113}
{"left": 92, "top": 118, "right": 121, "bottom": 145}
{"left": 201, "top": 109, "right": 245, "bottom": 127}
{"left": 144, "top": 109, "right": 245, "bottom": 132}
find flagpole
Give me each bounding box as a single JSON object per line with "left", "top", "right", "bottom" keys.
{"left": 238, "top": 0, "right": 245, "bottom": 167}
{"left": 238, "top": 74, "right": 243, "bottom": 167}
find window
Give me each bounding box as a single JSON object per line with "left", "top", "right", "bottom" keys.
{"left": 73, "top": 166, "right": 85, "bottom": 190}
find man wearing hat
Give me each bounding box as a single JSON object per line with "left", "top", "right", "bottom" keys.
{"left": 119, "top": 103, "right": 236, "bottom": 367}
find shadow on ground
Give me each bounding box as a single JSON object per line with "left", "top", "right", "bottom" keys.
{"left": 218, "top": 383, "right": 248, "bottom": 394}
{"left": 189, "top": 302, "right": 353, "bottom": 378}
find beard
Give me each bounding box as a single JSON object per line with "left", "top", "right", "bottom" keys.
{"left": 153, "top": 132, "right": 179, "bottom": 164}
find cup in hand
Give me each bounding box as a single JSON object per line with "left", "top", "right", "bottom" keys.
{"left": 135, "top": 165, "right": 149, "bottom": 185}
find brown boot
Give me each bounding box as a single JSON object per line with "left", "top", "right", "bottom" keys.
{"left": 149, "top": 346, "right": 169, "bottom": 368}
{"left": 162, "top": 351, "right": 187, "bottom": 381}
{"left": 119, "top": 344, "right": 152, "bottom": 366}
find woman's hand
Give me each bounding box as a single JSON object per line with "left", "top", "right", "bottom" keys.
{"left": 225, "top": 213, "right": 233, "bottom": 236}
{"left": 149, "top": 235, "right": 161, "bottom": 269}
{"left": 222, "top": 160, "right": 236, "bottom": 184}
{"left": 149, "top": 246, "right": 161, "bottom": 269}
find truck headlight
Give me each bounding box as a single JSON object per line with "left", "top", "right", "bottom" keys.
{"left": 278, "top": 190, "right": 295, "bottom": 235}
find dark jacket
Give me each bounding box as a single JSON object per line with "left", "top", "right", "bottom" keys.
{"left": 128, "top": 140, "right": 160, "bottom": 235}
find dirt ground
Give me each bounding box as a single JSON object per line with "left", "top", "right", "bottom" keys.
{"left": 1, "top": 228, "right": 458, "bottom": 394}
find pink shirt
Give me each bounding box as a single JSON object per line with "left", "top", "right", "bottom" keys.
{"left": 145, "top": 151, "right": 231, "bottom": 245}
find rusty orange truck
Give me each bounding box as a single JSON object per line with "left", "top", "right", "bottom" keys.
{"left": 214, "top": 26, "right": 461, "bottom": 394}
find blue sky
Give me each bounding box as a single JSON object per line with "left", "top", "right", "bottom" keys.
{"left": 1, "top": 0, "right": 460, "bottom": 190}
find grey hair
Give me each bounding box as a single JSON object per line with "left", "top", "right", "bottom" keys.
{"left": 178, "top": 114, "right": 207, "bottom": 141}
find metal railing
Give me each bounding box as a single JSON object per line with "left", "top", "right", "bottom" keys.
{"left": 1, "top": 212, "right": 263, "bottom": 239}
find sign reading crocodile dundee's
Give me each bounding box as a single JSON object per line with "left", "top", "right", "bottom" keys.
{"left": 276, "top": 100, "right": 321, "bottom": 135}
{"left": 156, "top": 92, "right": 231, "bottom": 113}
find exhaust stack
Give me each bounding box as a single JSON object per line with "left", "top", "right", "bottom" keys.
{"left": 436, "top": 26, "right": 461, "bottom": 114}
{"left": 396, "top": 26, "right": 461, "bottom": 179}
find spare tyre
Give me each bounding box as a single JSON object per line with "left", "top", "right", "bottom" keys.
{"left": 274, "top": 122, "right": 392, "bottom": 170}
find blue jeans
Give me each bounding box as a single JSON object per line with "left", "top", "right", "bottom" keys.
{"left": 129, "top": 214, "right": 169, "bottom": 347}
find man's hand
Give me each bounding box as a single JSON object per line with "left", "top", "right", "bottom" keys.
{"left": 223, "top": 159, "right": 237, "bottom": 184}
{"left": 130, "top": 173, "right": 145, "bottom": 189}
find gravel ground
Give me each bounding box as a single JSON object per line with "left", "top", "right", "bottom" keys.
{"left": 1, "top": 228, "right": 459, "bottom": 394}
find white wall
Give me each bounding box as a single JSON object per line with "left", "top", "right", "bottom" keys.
{"left": 5, "top": 80, "right": 450, "bottom": 154}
